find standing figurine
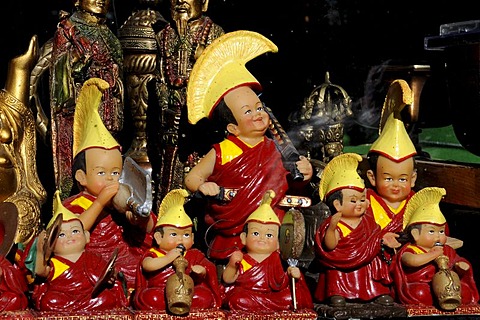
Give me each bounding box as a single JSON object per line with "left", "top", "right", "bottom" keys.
{"left": 133, "top": 189, "right": 222, "bottom": 312}
{"left": 62, "top": 78, "right": 155, "bottom": 297}
{"left": 365, "top": 79, "right": 417, "bottom": 255}
{"left": 148, "top": 0, "right": 224, "bottom": 207}
{"left": 50, "top": 0, "right": 124, "bottom": 199}
{"left": 391, "top": 187, "right": 479, "bottom": 309}
{"left": 31, "top": 191, "right": 128, "bottom": 312}
{"left": 222, "top": 190, "right": 313, "bottom": 312}
{"left": 314, "top": 153, "right": 394, "bottom": 306}
{"left": 184, "top": 30, "right": 313, "bottom": 261}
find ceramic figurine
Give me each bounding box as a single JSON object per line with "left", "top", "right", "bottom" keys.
{"left": 184, "top": 30, "right": 313, "bottom": 262}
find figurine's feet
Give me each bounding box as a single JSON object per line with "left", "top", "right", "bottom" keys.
{"left": 374, "top": 294, "right": 394, "bottom": 306}
{"left": 330, "top": 295, "right": 346, "bottom": 307}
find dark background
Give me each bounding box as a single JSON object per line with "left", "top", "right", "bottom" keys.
{"left": 2, "top": 0, "right": 479, "bottom": 127}
{"left": 2, "top": 0, "right": 480, "bottom": 296}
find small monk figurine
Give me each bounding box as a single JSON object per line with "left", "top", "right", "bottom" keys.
{"left": 31, "top": 191, "right": 128, "bottom": 312}
{"left": 133, "top": 188, "right": 222, "bottom": 312}
{"left": 314, "top": 153, "right": 394, "bottom": 307}
{"left": 222, "top": 190, "right": 314, "bottom": 312}
{"left": 391, "top": 187, "right": 479, "bottom": 310}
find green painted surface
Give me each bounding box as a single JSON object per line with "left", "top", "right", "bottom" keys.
{"left": 344, "top": 125, "right": 480, "bottom": 164}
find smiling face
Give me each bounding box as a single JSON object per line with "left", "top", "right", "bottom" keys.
{"left": 224, "top": 86, "right": 270, "bottom": 142}
{"left": 54, "top": 219, "right": 90, "bottom": 257}
{"left": 170, "top": 0, "right": 205, "bottom": 22}
{"left": 334, "top": 188, "right": 368, "bottom": 218}
{"left": 241, "top": 221, "right": 279, "bottom": 255}
{"left": 368, "top": 155, "right": 417, "bottom": 208}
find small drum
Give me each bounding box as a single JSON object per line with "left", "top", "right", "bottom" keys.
{"left": 279, "top": 208, "right": 305, "bottom": 260}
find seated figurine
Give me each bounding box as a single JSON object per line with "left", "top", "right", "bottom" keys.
{"left": 31, "top": 191, "right": 128, "bottom": 312}
{"left": 133, "top": 189, "right": 222, "bottom": 312}
{"left": 391, "top": 187, "right": 479, "bottom": 309}
{"left": 222, "top": 190, "right": 313, "bottom": 312}
{"left": 314, "top": 153, "right": 394, "bottom": 307}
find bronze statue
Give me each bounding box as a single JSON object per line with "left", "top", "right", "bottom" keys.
{"left": 1, "top": 35, "right": 47, "bottom": 244}
{"left": 148, "top": 0, "right": 224, "bottom": 209}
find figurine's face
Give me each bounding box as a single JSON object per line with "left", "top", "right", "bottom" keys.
{"left": 411, "top": 223, "right": 447, "bottom": 250}
{"left": 77, "top": 148, "right": 123, "bottom": 197}
{"left": 334, "top": 188, "right": 368, "bottom": 218}
{"left": 225, "top": 86, "right": 269, "bottom": 140}
{"left": 241, "top": 221, "right": 279, "bottom": 255}
{"left": 170, "top": 0, "right": 206, "bottom": 21}
{"left": 79, "top": 0, "right": 110, "bottom": 16}
{"left": 155, "top": 226, "right": 194, "bottom": 251}
{"left": 54, "top": 220, "right": 90, "bottom": 257}
{"left": 368, "top": 155, "right": 417, "bottom": 207}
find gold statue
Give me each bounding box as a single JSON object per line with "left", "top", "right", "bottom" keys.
{"left": 1, "top": 35, "right": 47, "bottom": 244}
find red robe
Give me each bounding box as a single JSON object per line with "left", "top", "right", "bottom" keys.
{"left": 391, "top": 243, "right": 479, "bottom": 306}
{"left": 223, "top": 251, "right": 313, "bottom": 311}
{"left": 133, "top": 248, "right": 222, "bottom": 311}
{"left": 314, "top": 214, "right": 392, "bottom": 302}
{"left": 64, "top": 192, "right": 155, "bottom": 290}
{"left": 206, "top": 135, "right": 289, "bottom": 260}
{"left": 31, "top": 250, "right": 128, "bottom": 311}
{"left": 0, "top": 256, "right": 29, "bottom": 311}
{"left": 366, "top": 188, "right": 415, "bottom": 234}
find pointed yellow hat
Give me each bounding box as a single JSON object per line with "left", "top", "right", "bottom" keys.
{"left": 369, "top": 79, "right": 417, "bottom": 162}
{"left": 47, "top": 190, "right": 80, "bottom": 229}
{"left": 319, "top": 153, "right": 365, "bottom": 201}
{"left": 187, "top": 30, "right": 278, "bottom": 124}
{"left": 156, "top": 189, "right": 193, "bottom": 228}
{"left": 73, "top": 78, "right": 120, "bottom": 158}
{"left": 403, "top": 187, "right": 447, "bottom": 230}
{"left": 245, "top": 190, "right": 280, "bottom": 226}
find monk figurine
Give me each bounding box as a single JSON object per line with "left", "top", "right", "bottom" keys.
{"left": 222, "top": 190, "right": 314, "bottom": 312}
{"left": 391, "top": 187, "right": 479, "bottom": 310}
{"left": 31, "top": 191, "right": 128, "bottom": 312}
{"left": 184, "top": 31, "right": 312, "bottom": 262}
{"left": 314, "top": 153, "right": 394, "bottom": 307}
{"left": 133, "top": 188, "right": 222, "bottom": 313}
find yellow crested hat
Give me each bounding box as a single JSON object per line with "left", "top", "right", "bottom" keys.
{"left": 156, "top": 189, "right": 193, "bottom": 228}
{"left": 73, "top": 78, "right": 120, "bottom": 158}
{"left": 319, "top": 153, "right": 365, "bottom": 201}
{"left": 47, "top": 190, "right": 80, "bottom": 229}
{"left": 403, "top": 187, "right": 447, "bottom": 230}
{"left": 369, "top": 79, "right": 417, "bottom": 162}
{"left": 246, "top": 190, "right": 280, "bottom": 226}
{"left": 187, "top": 30, "right": 278, "bottom": 124}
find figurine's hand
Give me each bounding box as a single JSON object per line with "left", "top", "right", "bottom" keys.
{"left": 455, "top": 261, "right": 470, "bottom": 274}
{"left": 382, "top": 232, "right": 401, "bottom": 249}
{"left": 429, "top": 245, "right": 444, "bottom": 257}
{"left": 198, "top": 182, "right": 220, "bottom": 197}
{"left": 328, "top": 212, "right": 342, "bottom": 231}
{"left": 96, "top": 182, "right": 119, "bottom": 207}
{"left": 228, "top": 250, "right": 243, "bottom": 267}
{"left": 191, "top": 264, "right": 206, "bottom": 276}
{"left": 287, "top": 266, "right": 301, "bottom": 279}
{"left": 125, "top": 210, "right": 150, "bottom": 227}
{"left": 166, "top": 247, "right": 183, "bottom": 261}
{"left": 36, "top": 230, "right": 47, "bottom": 255}
{"left": 296, "top": 156, "right": 313, "bottom": 181}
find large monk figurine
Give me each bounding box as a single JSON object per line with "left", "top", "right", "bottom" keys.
{"left": 222, "top": 190, "right": 313, "bottom": 312}
{"left": 31, "top": 191, "right": 128, "bottom": 312}
{"left": 133, "top": 188, "right": 222, "bottom": 312}
{"left": 184, "top": 31, "right": 312, "bottom": 262}
{"left": 391, "top": 187, "right": 479, "bottom": 310}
